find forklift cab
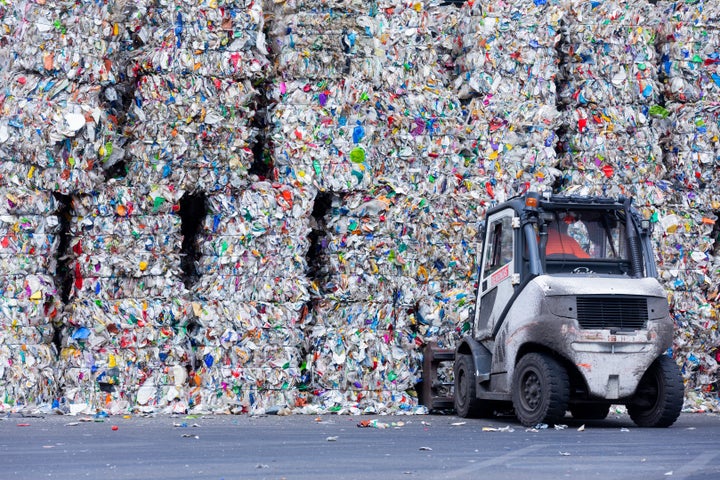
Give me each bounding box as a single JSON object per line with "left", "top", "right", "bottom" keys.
{"left": 474, "top": 192, "right": 654, "bottom": 341}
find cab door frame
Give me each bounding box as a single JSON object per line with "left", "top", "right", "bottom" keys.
{"left": 474, "top": 208, "right": 519, "bottom": 340}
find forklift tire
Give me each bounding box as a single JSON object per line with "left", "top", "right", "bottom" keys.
{"left": 627, "top": 355, "right": 684, "bottom": 428}
{"left": 570, "top": 403, "right": 610, "bottom": 420}
{"left": 454, "top": 354, "right": 489, "bottom": 418}
{"left": 512, "top": 353, "right": 569, "bottom": 427}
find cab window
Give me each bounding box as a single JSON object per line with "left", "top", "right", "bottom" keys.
{"left": 542, "top": 209, "right": 633, "bottom": 275}
{"left": 484, "top": 215, "right": 514, "bottom": 278}
{"left": 544, "top": 210, "right": 628, "bottom": 261}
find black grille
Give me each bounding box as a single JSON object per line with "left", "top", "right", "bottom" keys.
{"left": 576, "top": 296, "right": 648, "bottom": 330}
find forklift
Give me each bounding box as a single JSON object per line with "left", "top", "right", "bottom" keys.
{"left": 421, "top": 191, "right": 684, "bottom": 427}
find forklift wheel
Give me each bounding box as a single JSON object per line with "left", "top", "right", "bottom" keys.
{"left": 512, "top": 353, "right": 569, "bottom": 427}
{"left": 628, "top": 355, "right": 684, "bottom": 428}
{"left": 454, "top": 354, "right": 490, "bottom": 418}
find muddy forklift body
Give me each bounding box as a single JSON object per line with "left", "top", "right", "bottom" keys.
{"left": 446, "top": 192, "right": 683, "bottom": 427}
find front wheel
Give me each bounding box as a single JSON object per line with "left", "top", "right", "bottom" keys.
{"left": 628, "top": 355, "right": 684, "bottom": 428}
{"left": 512, "top": 352, "right": 569, "bottom": 426}
{"left": 454, "top": 354, "right": 490, "bottom": 418}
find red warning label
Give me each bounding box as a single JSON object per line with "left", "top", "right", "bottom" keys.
{"left": 489, "top": 263, "right": 510, "bottom": 287}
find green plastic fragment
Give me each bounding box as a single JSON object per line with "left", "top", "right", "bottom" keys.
{"left": 152, "top": 196, "right": 166, "bottom": 212}
{"left": 649, "top": 105, "right": 669, "bottom": 118}
{"left": 350, "top": 147, "right": 366, "bottom": 163}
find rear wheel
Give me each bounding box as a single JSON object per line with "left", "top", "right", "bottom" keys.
{"left": 454, "top": 354, "right": 490, "bottom": 418}
{"left": 570, "top": 403, "right": 610, "bottom": 420}
{"left": 628, "top": 355, "right": 684, "bottom": 428}
{"left": 512, "top": 353, "right": 569, "bottom": 426}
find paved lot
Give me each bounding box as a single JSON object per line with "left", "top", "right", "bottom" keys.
{"left": 1, "top": 411, "right": 719, "bottom": 480}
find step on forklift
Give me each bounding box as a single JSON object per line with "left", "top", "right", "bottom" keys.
{"left": 421, "top": 192, "right": 684, "bottom": 427}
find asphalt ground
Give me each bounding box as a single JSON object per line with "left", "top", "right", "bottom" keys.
{"left": 1, "top": 411, "right": 719, "bottom": 480}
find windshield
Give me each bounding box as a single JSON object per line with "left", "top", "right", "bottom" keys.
{"left": 542, "top": 209, "right": 629, "bottom": 264}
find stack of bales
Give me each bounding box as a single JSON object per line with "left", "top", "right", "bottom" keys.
{"left": 0, "top": 0, "right": 129, "bottom": 412}
{"left": 654, "top": 205, "right": 719, "bottom": 411}
{"left": 0, "top": 0, "right": 129, "bottom": 193}
{"left": 364, "top": 1, "right": 476, "bottom": 360}
{"left": 556, "top": 0, "right": 665, "bottom": 201}
{"left": 267, "top": 0, "right": 468, "bottom": 413}
{"left": 122, "top": 0, "right": 315, "bottom": 414}
{"left": 0, "top": 188, "right": 62, "bottom": 411}
{"left": 267, "top": 0, "right": 463, "bottom": 194}
{"left": 655, "top": 0, "right": 720, "bottom": 410}
{"left": 454, "top": 0, "right": 564, "bottom": 200}
{"left": 59, "top": 182, "right": 192, "bottom": 414}
{"left": 189, "top": 181, "right": 313, "bottom": 414}
{"left": 266, "top": 7, "right": 381, "bottom": 192}
{"left": 267, "top": 0, "right": 475, "bottom": 195}
{"left": 123, "top": 0, "right": 268, "bottom": 193}
{"left": 308, "top": 183, "right": 480, "bottom": 413}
